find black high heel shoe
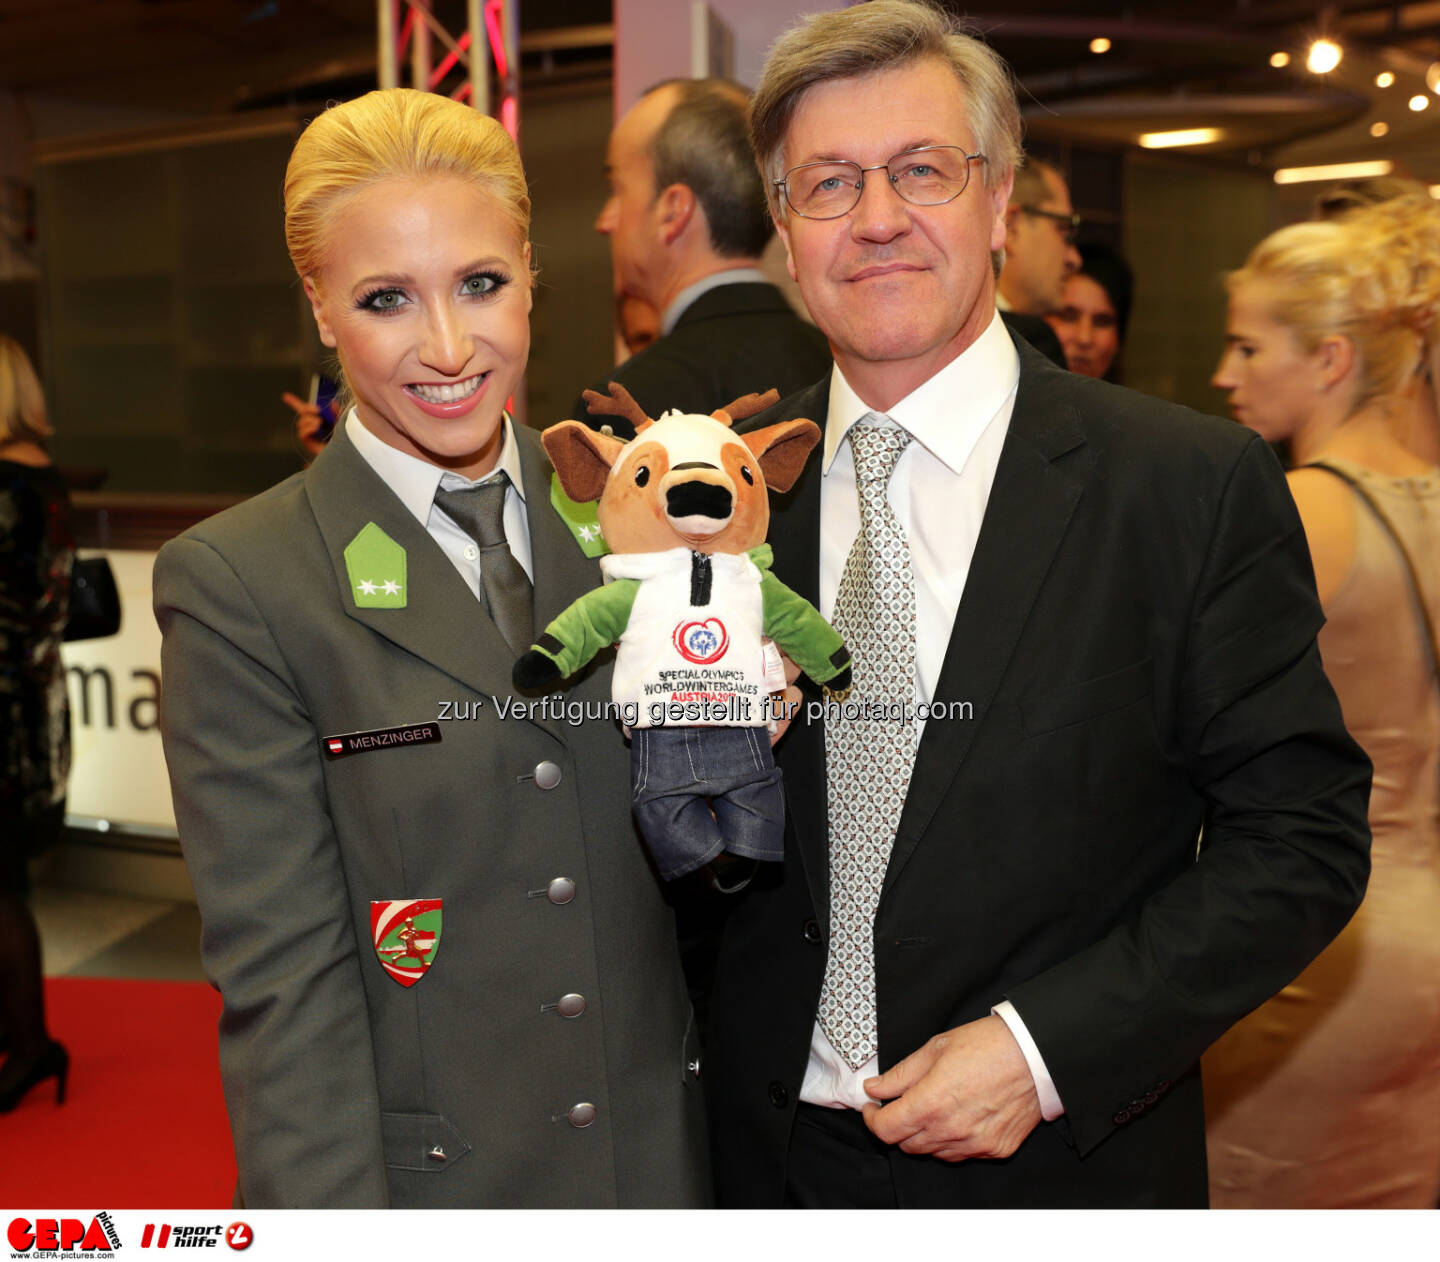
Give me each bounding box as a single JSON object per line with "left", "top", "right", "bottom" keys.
{"left": 0, "top": 1041, "right": 68, "bottom": 1112}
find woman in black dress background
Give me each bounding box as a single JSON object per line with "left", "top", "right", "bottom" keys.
{"left": 0, "top": 334, "right": 72, "bottom": 1111}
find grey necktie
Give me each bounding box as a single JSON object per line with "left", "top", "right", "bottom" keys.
{"left": 819, "top": 414, "right": 918, "bottom": 1070}
{"left": 435, "top": 473, "right": 533, "bottom": 653}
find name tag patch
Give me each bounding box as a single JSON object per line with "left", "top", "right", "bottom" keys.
{"left": 322, "top": 722, "right": 442, "bottom": 759}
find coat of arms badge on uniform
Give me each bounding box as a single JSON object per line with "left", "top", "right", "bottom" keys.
{"left": 370, "top": 898, "right": 443, "bottom": 986}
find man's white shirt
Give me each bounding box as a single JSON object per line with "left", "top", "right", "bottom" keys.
{"left": 800, "top": 311, "right": 1064, "bottom": 1121}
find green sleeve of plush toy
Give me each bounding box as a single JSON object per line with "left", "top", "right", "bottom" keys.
{"left": 529, "top": 578, "right": 641, "bottom": 678}
{"left": 755, "top": 561, "right": 852, "bottom": 687}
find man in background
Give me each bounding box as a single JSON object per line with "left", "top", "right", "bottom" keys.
{"left": 993, "top": 158, "right": 1079, "bottom": 366}
{"left": 575, "top": 78, "right": 830, "bottom": 437}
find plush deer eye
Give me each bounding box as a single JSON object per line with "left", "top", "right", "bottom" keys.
{"left": 634, "top": 465, "right": 650, "bottom": 487}
{"left": 740, "top": 466, "right": 754, "bottom": 486}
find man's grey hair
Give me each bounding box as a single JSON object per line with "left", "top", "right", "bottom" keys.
{"left": 749, "top": 0, "right": 1024, "bottom": 219}
{"left": 646, "top": 78, "right": 773, "bottom": 259}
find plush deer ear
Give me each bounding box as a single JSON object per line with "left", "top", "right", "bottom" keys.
{"left": 542, "top": 421, "right": 627, "bottom": 503}
{"left": 711, "top": 389, "right": 780, "bottom": 428}
{"left": 741, "top": 418, "right": 821, "bottom": 493}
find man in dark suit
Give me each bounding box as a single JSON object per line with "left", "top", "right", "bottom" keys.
{"left": 574, "top": 78, "right": 830, "bottom": 437}
{"left": 705, "top": 0, "right": 1371, "bottom": 1208}
{"left": 990, "top": 158, "right": 1075, "bottom": 368}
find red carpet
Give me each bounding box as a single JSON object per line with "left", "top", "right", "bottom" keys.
{"left": 0, "top": 978, "right": 234, "bottom": 1208}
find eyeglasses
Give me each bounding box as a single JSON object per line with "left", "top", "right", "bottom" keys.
{"left": 1018, "top": 205, "right": 1081, "bottom": 245}
{"left": 774, "top": 146, "right": 986, "bottom": 220}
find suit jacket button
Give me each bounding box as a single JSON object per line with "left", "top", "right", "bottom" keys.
{"left": 427, "top": 1145, "right": 447, "bottom": 1162}
{"left": 768, "top": 1081, "right": 789, "bottom": 1109}
{"left": 1113, "top": 1109, "right": 1131, "bottom": 1125}
{"left": 568, "top": 1102, "right": 597, "bottom": 1128}
{"left": 688, "top": 1058, "right": 702, "bottom": 1078}
{"left": 802, "top": 919, "right": 822, "bottom": 945}
{"left": 1143, "top": 1091, "right": 1159, "bottom": 1106}
{"left": 534, "top": 761, "right": 562, "bottom": 790}
{"left": 556, "top": 993, "right": 587, "bottom": 1019}
{"left": 546, "top": 877, "right": 576, "bottom": 904}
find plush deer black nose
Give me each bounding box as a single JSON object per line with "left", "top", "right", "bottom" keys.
{"left": 667, "top": 481, "right": 732, "bottom": 519}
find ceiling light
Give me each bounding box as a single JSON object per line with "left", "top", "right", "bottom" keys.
{"left": 1274, "top": 160, "right": 1394, "bottom": 185}
{"left": 1410, "top": 94, "right": 1430, "bottom": 111}
{"left": 1270, "top": 52, "right": 1291, "bottom": 69}
{"left": 1427, "top": 63, "right": 1440, "bottom": 94}
{"left": 1138, "top": 128, "right": 1223, "bottom": 149}
{"left": 1431, "top": 185, "right": 1440, "bottom": 199}
{"left": 1375, "top": 71, "right": 1395, "bottom": 88}
{"left": 1090, "top": 37, "right": 1111, "bottom": 54}
{"left": 1306, "top": 39, "right": 1342, "bottom": 74}
{"left": 1370, "top": 121, "right": 1389, "bottom": 137}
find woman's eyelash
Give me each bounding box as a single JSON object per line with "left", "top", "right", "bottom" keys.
{"left": 357, "top": 287, "right": 406, "bottom": 313}
{"left": 355, "top": 273, "right": 509, "bottom": 312}
{"left": 463, "top": 270, "right": 510, "bottom": 296}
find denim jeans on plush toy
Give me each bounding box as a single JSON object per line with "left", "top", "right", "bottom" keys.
{"left": 630, "top": 725, "right": 785, "bottom": 880}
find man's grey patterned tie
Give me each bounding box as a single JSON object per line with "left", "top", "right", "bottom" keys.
{"left": 435, "top": 473, "right": 533, "bottom": 653}
{"left": 819, "top": 414, "right": 918, "bottom": 1070}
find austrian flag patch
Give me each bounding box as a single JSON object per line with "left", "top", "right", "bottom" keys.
{"left": 370, "top": 898, "right": 443, "bottom": 987}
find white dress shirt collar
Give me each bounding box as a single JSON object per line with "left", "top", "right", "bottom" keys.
{"left": 345, "top": 409, "right": 528, "bottom": 528}
{"left": 660, "top": 267, "right": 769, "bottom": 336}
{"left": 821, "top": 309, "right": 1020, "bottom": 476}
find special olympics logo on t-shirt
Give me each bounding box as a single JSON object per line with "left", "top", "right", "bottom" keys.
{"left": 673, "top": 618, "right": 729, "bottom": 664}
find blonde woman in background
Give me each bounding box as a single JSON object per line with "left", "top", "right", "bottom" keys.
{"left": 1207, "top": 197, "right": 1440, "bottom": 1207}
{"left": 154, "top": 90, "right": 707, "bottom": 1208}
{"left": 0, "top": 336, "right": 72, "bottom": 1114}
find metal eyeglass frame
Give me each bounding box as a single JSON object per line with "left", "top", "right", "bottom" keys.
{"left": 1018, "top": 204, "right": 1082, "bottom": 243}
{"left": 774, "top": 146, "right": 987, "bottom": 220}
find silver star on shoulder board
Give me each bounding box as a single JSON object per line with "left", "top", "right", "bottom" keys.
{"left": 382, "top": 580, "right": 402, "bottom": 595}
{"left": 357, "top": 579, "right": 378, "bottom": 595}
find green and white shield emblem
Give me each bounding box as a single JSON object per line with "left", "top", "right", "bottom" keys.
{"left": 370, "top": 898, "right": 442, "bottom": 987}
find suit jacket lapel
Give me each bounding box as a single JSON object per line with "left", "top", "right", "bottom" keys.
{"left": 883, "top": 344, "right": 1087, "bottom": 896}
{"left": 307, "top": 420, "right": 593, "bottom": 712}
{"left": 515, "top": 423, "right": 603, "bottom": 632}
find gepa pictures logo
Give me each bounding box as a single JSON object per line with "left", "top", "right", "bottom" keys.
{"left": 7, "top": 1213, "right": 120, "bottom": 1256}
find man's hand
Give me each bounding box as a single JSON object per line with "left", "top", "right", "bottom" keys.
{"left": 860, "top": 1014, "right": 1043, "bottom": 1162}
{"left": 282, "top": 391, "right": 330, "bottom": 460}
{"left": 767, "top": 651, "right": 804, "bottom": 747}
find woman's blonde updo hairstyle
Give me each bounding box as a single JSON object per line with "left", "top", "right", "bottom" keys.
{"left": 0, "top": 334, "right": 52, "bottom": 446}
{"left": 284, "top": 88, "right": 530, "bottom": 284}
{"left": 1340, "top": 195, "right": 1440, "bottom": 387}
{"left": 1227, "top": 197, "right": 1440, "bottom": 411}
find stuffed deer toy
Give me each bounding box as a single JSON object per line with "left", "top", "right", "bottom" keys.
{"left": 513, "top": 383, "right": 851, "bottom": 881}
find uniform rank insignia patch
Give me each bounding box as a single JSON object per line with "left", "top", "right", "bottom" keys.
{"left": 371, "top": 899, "right": 443, "bottom": 986}
{"left": 345, "top": 522, "right": 408, "bottom": 608}
{"left": 551, "top": 473, "right": 610, "bottom": 558}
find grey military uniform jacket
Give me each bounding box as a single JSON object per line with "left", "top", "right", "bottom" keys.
{"left": 154, "top": 421, "right": 708, "bottom": 1208}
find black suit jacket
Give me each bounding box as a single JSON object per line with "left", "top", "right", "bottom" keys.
{"left": 707, "top": 341, "right": 1371, "bottom": 1207}
{"left": 573, "top": 281, "right": 831, "bottom": 437}
{"left": 1001, "top": 309, "right": 1066, "bottom": 367}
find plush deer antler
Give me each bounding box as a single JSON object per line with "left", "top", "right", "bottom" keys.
{"left": 581, "top": 381, "right": 654, "bottom": 436}
{"left": 711, "top": 389, "right": 781, "bottom": 428}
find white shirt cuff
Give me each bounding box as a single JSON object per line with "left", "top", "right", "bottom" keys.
{"left": 992, "top": 1000, "right": 1065, "bottom": 1121}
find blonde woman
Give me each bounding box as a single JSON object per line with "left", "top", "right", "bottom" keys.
{"left": 1207, "top": 198, "right": 1440, "bottom": 1207}
{"left": 154, "top": 90, "right": 707, "bottom": 1208}
{"left": 0, "top": 336, "right": 72, "bottom": 1113}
